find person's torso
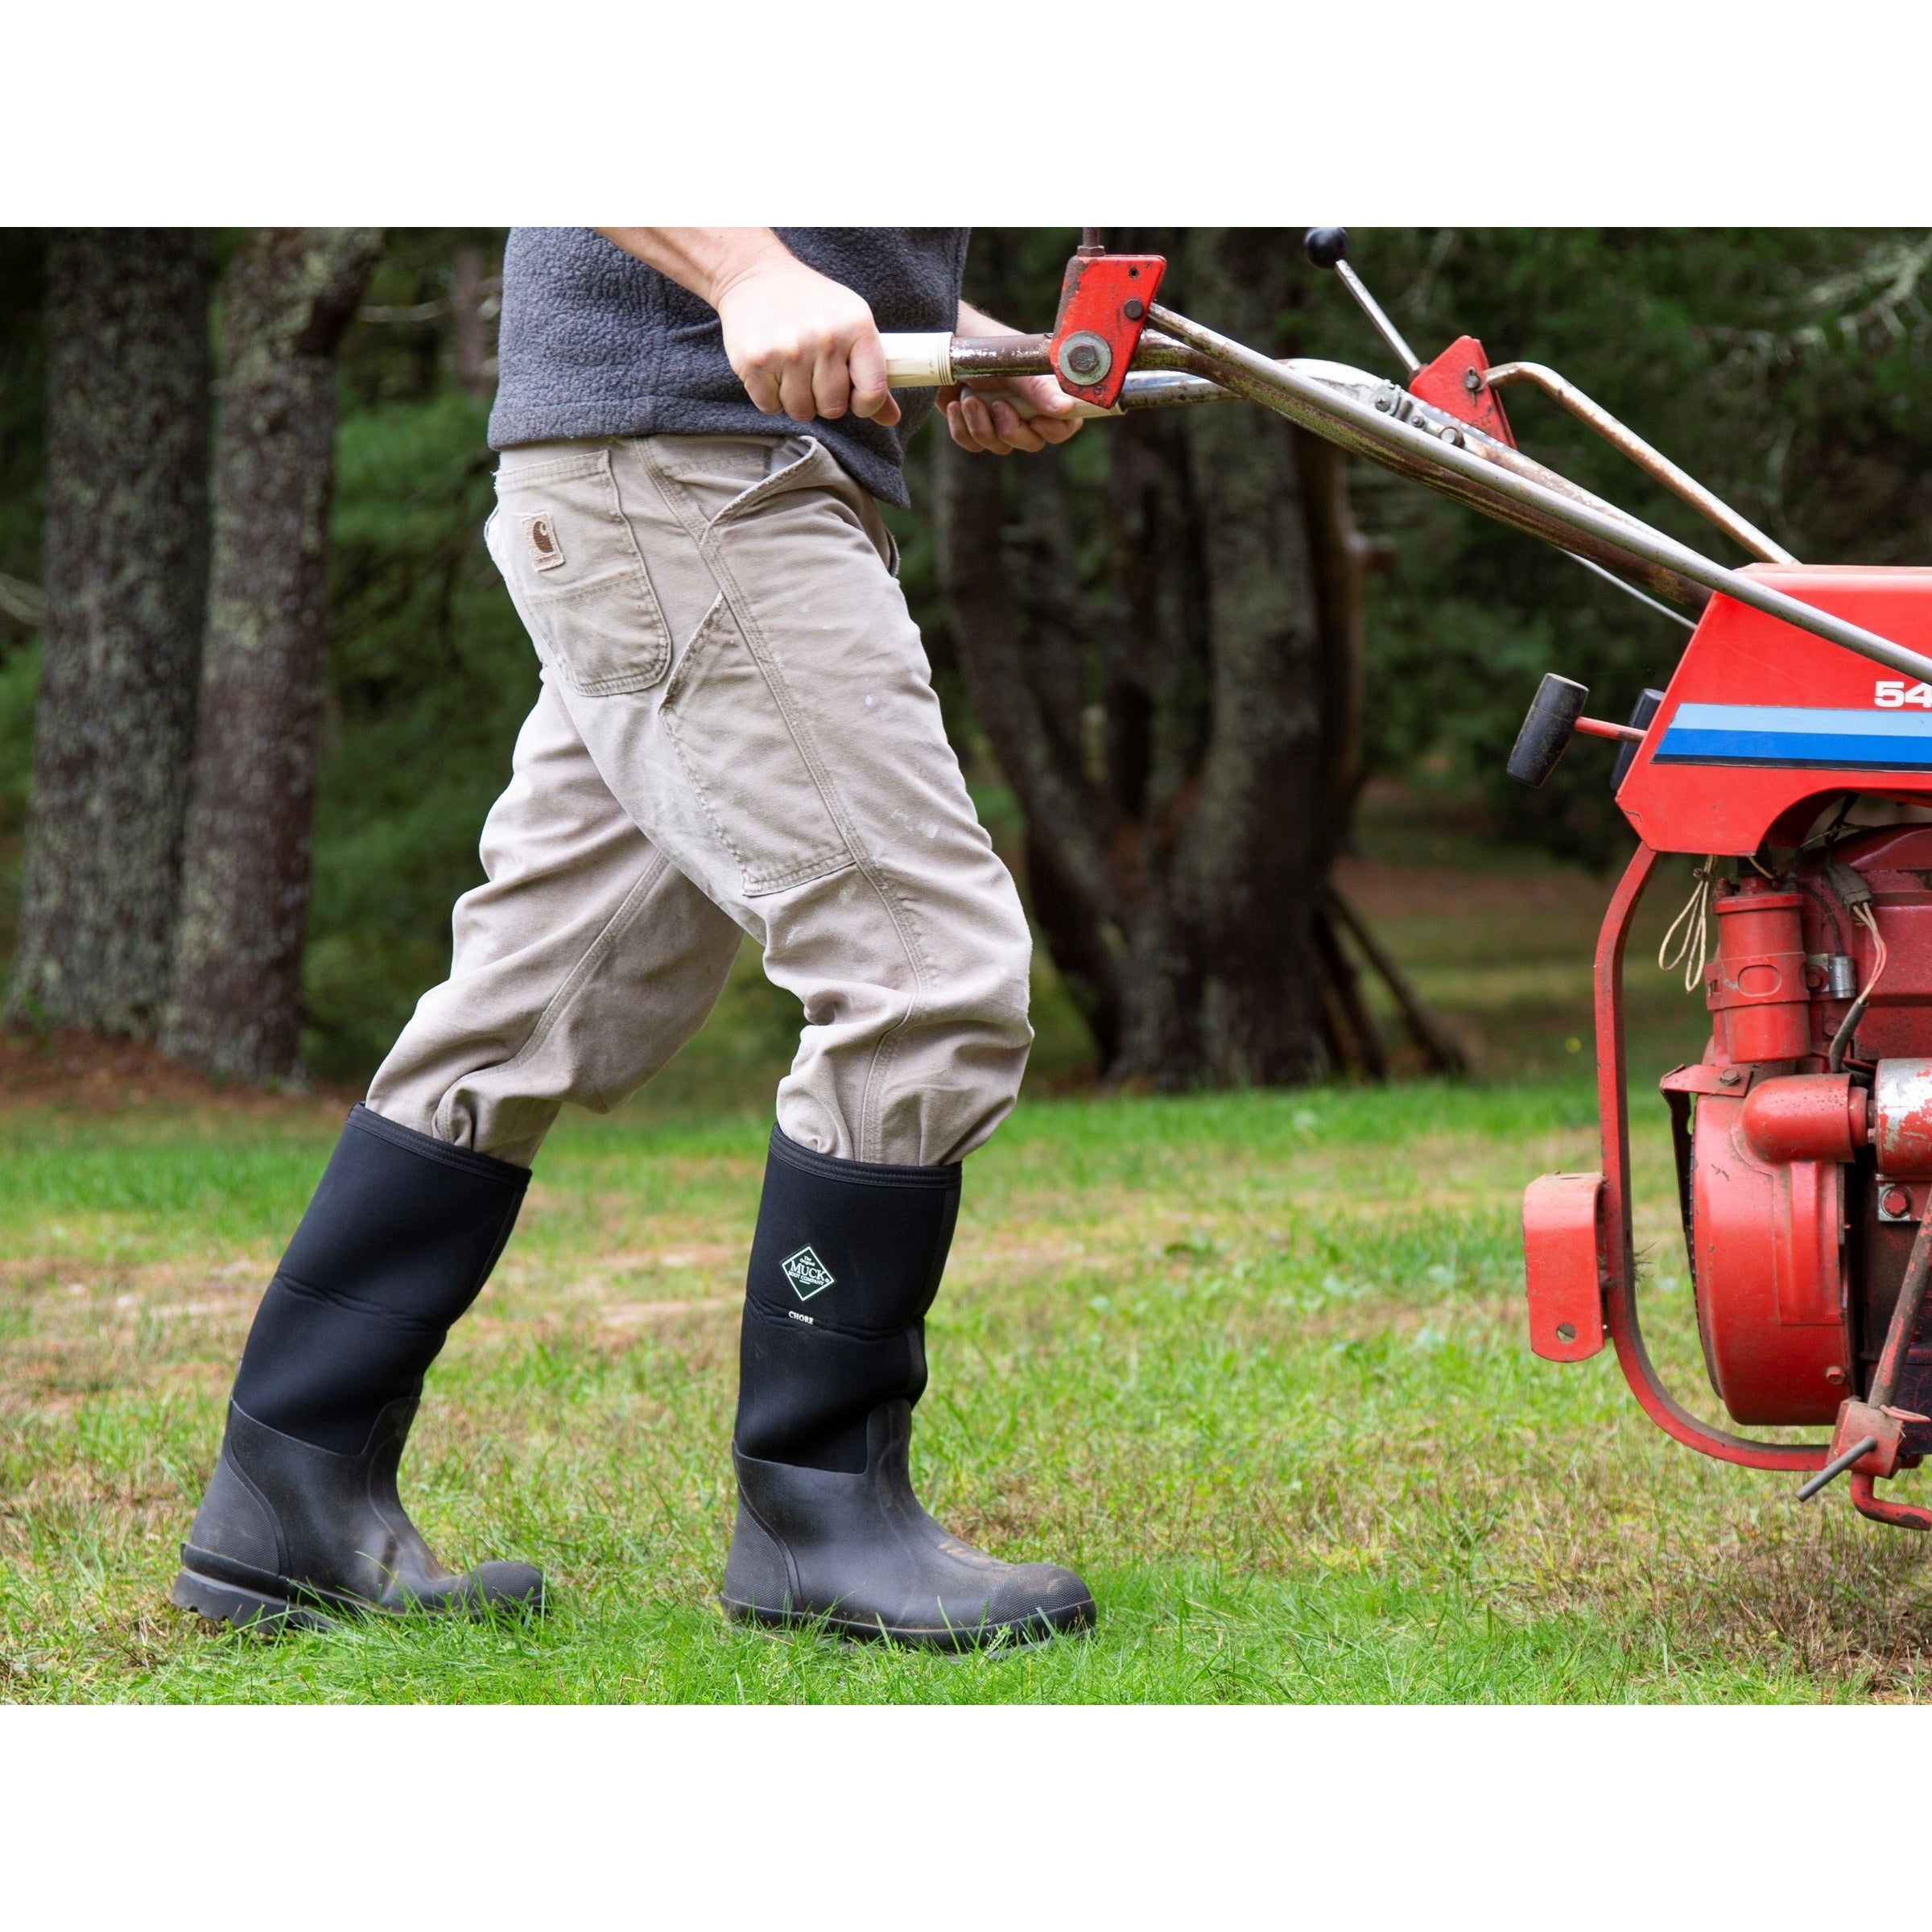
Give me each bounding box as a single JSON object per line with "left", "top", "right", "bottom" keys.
{"left": 488, "top": 228, "right": 971, "bottom": 507}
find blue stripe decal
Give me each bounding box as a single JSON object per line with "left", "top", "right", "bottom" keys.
{"left": 1655, "top": 702, "right": 1932, "bottom": 770}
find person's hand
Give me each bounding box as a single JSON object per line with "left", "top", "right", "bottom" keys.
{"left": 939, "top": 374, "right": 1084, "bottom": 456}
{"left": 711, "top": 246, "right": 899, "bottom": 427}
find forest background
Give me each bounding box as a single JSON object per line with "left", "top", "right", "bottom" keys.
{"left": 2, "top": 225, "right": 1930, "bottom": 1084}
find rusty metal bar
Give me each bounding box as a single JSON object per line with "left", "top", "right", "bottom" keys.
{"left": 1137, "top": 324, "right": 1712, "bottom": 609}
{"left": 1484, "top": 361, "right": 1798, "bottom": 566}
{"left": 944, "top": 333, "right": 1051, "bottom": 378}
{"left": 1146, "top": 301, "right": 1932, "bottom": 686}
{"left": 1871, "top": 1213, "right": 1932, "bottom": 1410}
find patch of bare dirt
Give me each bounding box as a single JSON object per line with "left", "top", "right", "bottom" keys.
{"left": 0, "top": 1028, "right": 357, "bottom": 1117}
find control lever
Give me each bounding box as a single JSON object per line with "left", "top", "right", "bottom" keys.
{"left": 1507, "top": 673, "right": 1645, "bottom": 787}
{"left": 1303, "top": 228, "right": 1422, "bottom": 376}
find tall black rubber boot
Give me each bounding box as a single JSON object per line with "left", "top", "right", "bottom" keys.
{"left": 721, "top": 1128, "right": 1095, "bottom": 1649}
{"left": 171, "top": 1105, "right": 544, "bottom": 1633}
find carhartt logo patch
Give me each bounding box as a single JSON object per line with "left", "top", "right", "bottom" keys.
{"left": 781, "top": 1245, "right": 834, "bottom": 1301}
{"left": 525, "top": 514, "right": 565, "bottom": 572}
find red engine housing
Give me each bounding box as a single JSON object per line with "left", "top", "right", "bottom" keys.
{"left": 1683, "top": 831, "right": 1932, "bottom": 1441}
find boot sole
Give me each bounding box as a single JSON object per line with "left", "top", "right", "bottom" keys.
{"left": 171, "top": 1567, "right": 335, "bottom": 1636}
{"left": 171, "top": 1558, "right": 545, "bottom": 1636}
{"left": 722, "top": 1593, "right": 1096, "bottom": 1653}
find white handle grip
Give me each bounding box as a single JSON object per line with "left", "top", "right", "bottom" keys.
{"left": 882, "top": 332, "right": 956, "bottom": 386}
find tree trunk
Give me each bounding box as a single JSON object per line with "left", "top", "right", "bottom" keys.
{"left": 451, "top": 245, "right": 490, "bottom": 398}
{"left": 163, "top": 229, "right": 383, "bottom": 1084}
{"left": 937, "top": 227, "right": 1460, "bottom": 1088}
{"left": 6, "top": 229, "right": 210, "bottom": 1038}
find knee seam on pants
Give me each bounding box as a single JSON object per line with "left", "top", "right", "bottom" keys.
{"left": 431, "top": 845, "right": 681, "bottom": 1139}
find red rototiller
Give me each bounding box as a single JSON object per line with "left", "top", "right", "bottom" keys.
{"left": 884, "top": 227, "right": 1932, "bottom": 1532}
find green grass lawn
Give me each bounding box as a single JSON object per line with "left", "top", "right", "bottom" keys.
{"left": 8, "top": 1075, "right": 1932, "bottom": 1704}
{"left": 6, "top": 791, "right": 1926, "bottom": 1704}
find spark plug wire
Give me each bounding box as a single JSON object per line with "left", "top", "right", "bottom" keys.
{"left": 1829, "top": 902, "right": 1888, "bottom": 1071}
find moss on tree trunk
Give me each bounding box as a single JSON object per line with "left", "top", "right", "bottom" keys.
{"left": 6, "top": 230, "right": 211, "bottom": 1038}
{"left": 163, "top": 229, "right": 382, "bottom": 1084}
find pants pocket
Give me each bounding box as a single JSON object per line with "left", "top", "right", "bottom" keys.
{"left": 660, "top": 598, "right": 853, "bottom": 897}
{"left": 489, "top": 448, "right": 671, "bottom": 695}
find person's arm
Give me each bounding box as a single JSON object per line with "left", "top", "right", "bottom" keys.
{"left": 596, "top": 227, "right": 900, "bottom": 427}
{"left": 938, "top": 299, "right": 1083, "bottom": 456}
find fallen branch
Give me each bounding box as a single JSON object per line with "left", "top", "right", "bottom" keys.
{"left": 1327, "top": 885, "right": 1470, "bottom": 1077}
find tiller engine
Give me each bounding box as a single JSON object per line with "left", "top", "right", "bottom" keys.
{"left": 882, "top": 228, "right": 1932, "bottom": 1529}
{"left": 1519, "top": 590, "right": 1932, "bottom": 1530}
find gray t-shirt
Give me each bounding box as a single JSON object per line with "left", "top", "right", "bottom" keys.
{"left": 488, "top": 228, "right": 971, "bottom": 507}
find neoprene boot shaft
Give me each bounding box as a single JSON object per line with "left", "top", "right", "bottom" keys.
{"left": 233, "top": 1105, "right": 528, "bottom": 1454}
{"left": 735, "top": 1129, "right": 958, "bottom": 1472}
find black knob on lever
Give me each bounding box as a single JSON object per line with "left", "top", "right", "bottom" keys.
{"left": 1508, "top": 674, "right": 1589, "bottom": 787}
{"left": 1303, "top": 227, "right": 1349, "bottom": 270}
{"left": 1300, "top": 227, "right": 1421, "bottom": 375}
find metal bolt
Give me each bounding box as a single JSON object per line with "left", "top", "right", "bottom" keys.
{"left": 1827, "top": 1366, "right": 1847, "bottom": 1386}
{"left": 1463, "top": 367, "right": 1483, "bottom": 394}
{"left": 1885, "top": 1186, "right": 1913, "bottom": 1218}
{"left": 1058, "top": 330, "right": 1112, "bottom": 386}
{"left": 1719, "top": 1068, "right": 1742, "bottom": 1086}
{"left": 1124, "top": 299, "right": 1145, "bottom": 321}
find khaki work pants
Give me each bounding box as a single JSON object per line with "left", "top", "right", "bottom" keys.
{"left": 365, "top": 434, "right": 1034, "bottom": 1170}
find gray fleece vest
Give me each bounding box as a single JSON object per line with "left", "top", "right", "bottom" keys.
{"left": 488, "top": 228, "right": 970, "bottom": 506}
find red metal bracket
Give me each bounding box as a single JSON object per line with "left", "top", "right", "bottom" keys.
{"left": 1409, "top": 335, "right": 1516, "bottom": 447}
{"left": 1831, "top": 1398, "right": 1907, "bottom": 1480}
{"left": 1851, "top": 1470, "right": 1932, "bottom": 1530}
{"left": 1049, "top": 254, "right": 1166, "bottom": 410}
{"left": 1523, "top": 1171, "right": 1605, "bottom": 1361}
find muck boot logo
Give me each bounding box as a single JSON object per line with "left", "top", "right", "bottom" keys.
{"left": 781, "top": 1245, "right": 835, "bottom": 1301}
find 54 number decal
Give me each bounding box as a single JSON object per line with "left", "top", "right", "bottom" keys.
{"left": 1876, "top": 679, "right": 1932, "bottom": 708}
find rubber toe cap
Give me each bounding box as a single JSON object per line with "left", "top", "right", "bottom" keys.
{"left": 466, "top": 1560, "right": 547, "bottom": 1615}
{"left": 986, "top": 1562, "right": 1096, "bottom": 1637}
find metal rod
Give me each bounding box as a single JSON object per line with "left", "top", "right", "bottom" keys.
{"left": 1115, "top": 370, "right": 1240, "bottom": 410}
{"left": 1486, "top": 361, "right": 1798, "bottom": 566}
{"left": 1139, "top": 332, "right": 1710, "bottom": 609}
{"left": 1870, "top": 1210, "right": 1932, "bottom": 1410}
{"left": 1566, "top": 551, "right": 1698, "bottom": 630}
{"left": 1798, "top": 1436, "right": 1882, "bottom": 1501}
{"left": 945, "top": 334, "right": 1051, "bottom": 378}
{"left": 1146, "top": 301, "right": 1932, "bottom": 687}
{"left": 1334, "top": 260, "right": 1421, "bottom": 374}
{"left": 1800, "top": 1207, "right": 1932, "bottom": 1500}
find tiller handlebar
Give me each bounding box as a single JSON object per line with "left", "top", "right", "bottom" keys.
{"left": 890, "top": 228, "right": 1932, "bottom": 1534}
